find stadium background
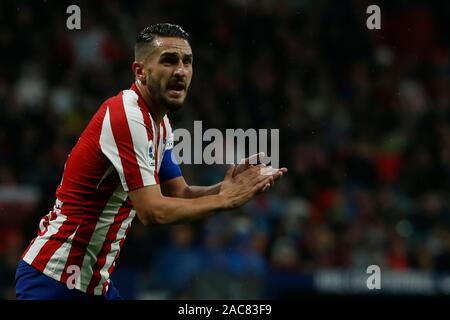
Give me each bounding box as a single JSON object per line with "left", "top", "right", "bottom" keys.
{"left": 1, "top": 0, "right": 450, "bottom": 299}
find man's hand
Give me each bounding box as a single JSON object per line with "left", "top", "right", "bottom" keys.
{"left": 220, "top": 164, "right": 276, "bottom": 210}
{"left": 233, "top": 152, "right": 288, "bottom": 192}
{"left": 232, "top": 152, "right": 263, "bottom": 177}
{"left": 130, "top": 158, "right": 287, "bottom": 225}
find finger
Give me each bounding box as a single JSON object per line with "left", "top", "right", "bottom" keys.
{"left": 254, "top": 176, "right": 274, "bottom": 192}
{"left": 243, "top": 172, "right": 271, "bottom": 187}
{"left": 224, "top": 164, "right": 235, "bottom": 181}
{"left": 260, "top": 167, "right": 288, "bottom": 179}
{"left": 274, "top": 168, "right": 288, "bottom": 179}
{"left": 232, "top": 164, "right": 238, "bottom": 177}
{"left": 242, "top": 164, "right": 266, "bottom": 176}
{"left": 260, "top": 166, "right": 278, "bottom": 176}
{"left": 253, "top": 174, "right": 273, "bottom": 184}
{"left": 241, "top": 171, "right": 264, "bottom": 184}
{"left": 272, "top": 170, "right": 284, "bottom": 180}
{"left": 241, "top": 152, "right": 265, "bottom": 166}
{"left": 265, "top": 171, "right": 283, "bottom": 186}
{"left": 253, "top": 174, "right": 273, "bottom": 186}
{"left": 235, "top": 164, "right": 268, "bottom": 182}
{"left": 264, "top": 177, "right": 274, "bottom": 190}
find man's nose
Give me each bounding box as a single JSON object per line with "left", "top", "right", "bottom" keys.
{"left": 173, "top": 62, "right": 188, "bottom": 78}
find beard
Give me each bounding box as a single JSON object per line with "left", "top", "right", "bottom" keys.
{"left": 147, "top": 76, "right": 187, "bottom": 112}
{"left": 160, "top": 94, "right": 185, "bottom": 111}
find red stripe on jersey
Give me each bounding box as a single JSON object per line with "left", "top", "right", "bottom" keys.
{"left": 130, "top": 82, "right": 161, "bottom": 184}
{"left": 102, "top": 280, "right": 109, "bottom": 296}
{"left": 109, "top": 92, "right": 144, "bottom": 189}
{"left": 154, "top": 127, "right": 160, "bottom": 184}
{"left": 131, "top": 83, "right": 156, "bottom": 122}
{"left": 59, "top": 172, "right": 121, "bottom": 285}
{"left": 36, "top": 210, "right": 57, "bottom": 238}
{"left": 101, "top": 221, "right": 132, "bottom": 295}
{"left": 131, "top": 83, "right": 153, "bottom": 141}
{"left": 139, "top": 106, "right": 153, "bottom": 141}
{"left": 162, "top": 119, "right": 167, "bottom": 141}
{"left": 60, "top": 172, "right": 120, "bottom": 283}
{"left": 86, "top": 200, "right": 132, "bottom": 294}
{"left": 30, "top": 217, "right": 80, "bottom": 270}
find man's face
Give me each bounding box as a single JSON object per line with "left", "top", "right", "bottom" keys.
{"left": 143, "top": 37, "right": 193, "bottom": 111}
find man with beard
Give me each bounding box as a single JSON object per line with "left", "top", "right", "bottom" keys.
{"left": 15, "top": 23, "right": 286, "bottom": 300}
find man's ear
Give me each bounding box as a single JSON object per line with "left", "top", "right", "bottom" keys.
{"left": 132, "top": 61, "right": 147, "bottom": 85}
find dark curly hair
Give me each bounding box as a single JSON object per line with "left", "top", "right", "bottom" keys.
{"left": 135, "top": 23, "right": 190, "bottom": 60}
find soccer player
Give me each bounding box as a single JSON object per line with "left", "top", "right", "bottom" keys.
{"left": 15, "top": 23, "right": 287, "bottom": 300}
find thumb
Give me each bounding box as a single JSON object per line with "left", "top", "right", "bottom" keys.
{"left": 224, "top": 164, "right": 235, "bottom": 181}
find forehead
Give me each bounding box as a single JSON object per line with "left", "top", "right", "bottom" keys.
{"left": 152, "top": 37, "right": 192, "bottom": 56}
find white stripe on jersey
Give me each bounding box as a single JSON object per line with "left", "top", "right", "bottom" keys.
{"left": 122, "top": 90, "right": 156, "bottom": 187}
{"left": 79, "top": 186, "right": 128, "bottom": 291}
{"left": 43, "top": 225, "right": 79, "bottom": 279}
{"left": 22, "top": 211, "right": 68, "bottom": 266}
{"left": 157, "top": 117, "right": 165, "bottom": 170}
{"left": 99, "top": 107, "right": 128, "bottom": 190}
{"left": 93, "top": 209, "right": 136, "bottom": 295}
{"left": 163, "top": 116, "right": 174, "bottom": 150}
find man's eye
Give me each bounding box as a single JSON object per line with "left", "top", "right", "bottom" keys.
{"left": 161, "top": 57, "right": 178, "bottom": 65}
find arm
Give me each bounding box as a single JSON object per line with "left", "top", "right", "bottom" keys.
{"left": 129, "top": 184, "right": 224, "bottom": 225}
{"left": 160, "top": 153, "right": 287, "bottom": 199}
{"left": 158, "top": 147, "right": 221, "bottom": 198}
{"left": 160, "top": 176, "right": 221, "bottom": 198}
{"left": 129, "top": 164, "right": 275, "bottom": 225}
{"left": 99, "top": 106, "right": 280, "bottom": 225}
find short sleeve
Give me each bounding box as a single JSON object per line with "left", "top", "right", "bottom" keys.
{"left": 99, "top": 91, "right": 157, "bottom": 192}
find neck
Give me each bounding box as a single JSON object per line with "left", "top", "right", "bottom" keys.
{"left": 135, "top": 81, "right": 166, "bottom": 125}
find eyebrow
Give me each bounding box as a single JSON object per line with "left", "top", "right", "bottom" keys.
{"left": 160, "top": 52, "right": 193, "bottom": 60}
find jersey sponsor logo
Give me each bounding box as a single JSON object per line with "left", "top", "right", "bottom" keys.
{"left": 148, "top": 141, "right": 155, "bottom": 166}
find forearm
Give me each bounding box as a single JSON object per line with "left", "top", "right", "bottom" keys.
{"left": 132, "top": 164, "right": 276, "bottom": 226}
{"left": 183, "top": 182, "right": 222, "bottom": 198}
{"left": 144, "top": 193, "right": 227, "bottom": 225}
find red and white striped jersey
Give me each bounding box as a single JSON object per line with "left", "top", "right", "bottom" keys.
{"left": 22, "top": 83, "right": 175, "bottom": 295}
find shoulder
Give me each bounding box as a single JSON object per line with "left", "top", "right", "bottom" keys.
{"left": 103, "top": 90, "right": 139, "bottom": 111}
{"left": 102, "top": 90, "right": 147, "bottom": 126}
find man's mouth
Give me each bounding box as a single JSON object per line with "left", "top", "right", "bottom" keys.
{"left": 167, "top": 82, "right": 186, "bottom": 96}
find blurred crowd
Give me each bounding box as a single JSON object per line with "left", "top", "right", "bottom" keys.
{"left": 1, "top": 0, "right": 450, "bottom": 299}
